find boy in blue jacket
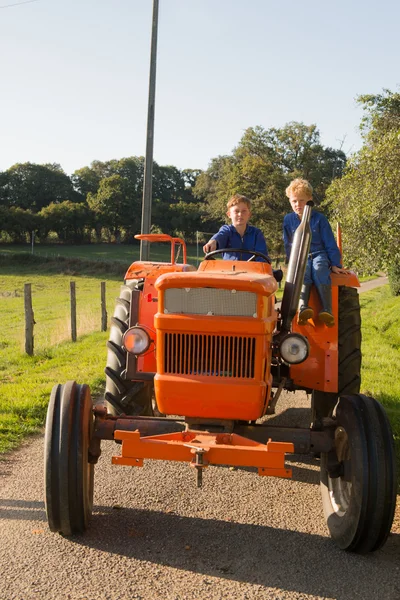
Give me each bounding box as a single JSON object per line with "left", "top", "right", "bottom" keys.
{"left": 203, "top": 194, "right": 269, "bottom": 262}
{"left": 283, "top": 178, "right": 349, "bottom": 327}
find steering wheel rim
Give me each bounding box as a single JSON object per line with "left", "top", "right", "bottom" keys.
{"left": 204, "top": 248, "right": 271, "bottom": 264}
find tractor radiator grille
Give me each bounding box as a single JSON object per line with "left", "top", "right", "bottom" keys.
{"left": 163, "top": 333, "right": 256, "bottom": 378}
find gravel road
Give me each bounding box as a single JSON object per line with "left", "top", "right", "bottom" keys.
{"left": 1, "top": 277, "right": 397, "bottom": 600}
{"left": 1, "top": 387, "right": 399, "bottom": 600}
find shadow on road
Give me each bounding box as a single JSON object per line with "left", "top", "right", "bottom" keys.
{"left": 1, "top": 497, "right": 399, "bottom": 598}
{"left": 0, "top": 498, "right": 46, "bottom": 522}
{"left": 69, "top": 506, "right": 400, "bottom": 600}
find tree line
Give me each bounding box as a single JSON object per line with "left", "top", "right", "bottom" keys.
{"left": 0, "top": 159, "right": 209, "bottom": 245}
{"left": 0, "top": 89, "right": 399, "bottom": 285}
{"left": 0, "top": 121, "right": 345, "bottom": 253}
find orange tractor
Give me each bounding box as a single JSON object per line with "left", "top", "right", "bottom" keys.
{"left": 44, "top": 204, "right": 397, "bottom": 553}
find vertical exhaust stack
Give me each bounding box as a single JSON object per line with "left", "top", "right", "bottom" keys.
{"left": 280, "top": 201, "right": 313, "bottom": 333}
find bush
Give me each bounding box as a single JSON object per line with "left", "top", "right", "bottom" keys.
{"left": 388, "top": 258, "right": 400, "bottom": 296}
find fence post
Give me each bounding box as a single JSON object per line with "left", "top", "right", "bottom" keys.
{"left": 24, "top": 283, "right": 34, "bottom": 355}
{"left": 101, "top": 281, "right": 107, "bottom": 331}
{"left": 70, "top": 281, "right": 77, "bottom": 342}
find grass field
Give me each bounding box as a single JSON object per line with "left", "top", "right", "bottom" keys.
{"left": 0, "top": 252, "right": 398, "bottom": 473}
{"left": 0, "top": 241, "right": 202, "bottom": 266}
{"left": 0, "top": 256, "right": 124, "bottom": 453}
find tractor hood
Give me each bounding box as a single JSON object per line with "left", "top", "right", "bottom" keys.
{"left": 155, "top": 268, "right": 277, "bottom": 298}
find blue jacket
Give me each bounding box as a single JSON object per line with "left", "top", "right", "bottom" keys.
{"left": 211, "top": 224, "right": 269, "bottom": 262}
{"left": 283, "top": 211, "right": 342, "bottom": 267}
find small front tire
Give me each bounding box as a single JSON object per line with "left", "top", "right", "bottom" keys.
{"left": 44, "top": 381, "right": 94, "bottom": 535}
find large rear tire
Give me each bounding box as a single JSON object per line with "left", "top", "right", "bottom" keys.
{"left": 44, "top": 381, "right": 94, "bottom": 535}
{"left": 320, "top": 394, "right": 397, "bottom": 553}
{"left": 105, "top": 283, "right": 153, "bottom": 416}
{"left": 312, "top": 286, "right": 361, "bottom": 426}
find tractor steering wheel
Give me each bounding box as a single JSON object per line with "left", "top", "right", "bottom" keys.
{"left": 204, "top": 248, "right": 271, "bottom": 264}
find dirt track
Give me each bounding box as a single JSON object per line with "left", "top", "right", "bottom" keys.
{"left": 1, "top": 387, "right": 399, "bottom": 600}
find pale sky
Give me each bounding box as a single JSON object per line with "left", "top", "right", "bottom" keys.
{"left": 1, "top": 0, "right": 399, "bottom": 176}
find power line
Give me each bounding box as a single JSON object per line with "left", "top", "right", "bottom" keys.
{"left": 0, "top": 0, "right": 39, "bottom": 9}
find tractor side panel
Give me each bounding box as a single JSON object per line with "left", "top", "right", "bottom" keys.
{"left": 290, "top": 285, "right": 339, "bottom": 392}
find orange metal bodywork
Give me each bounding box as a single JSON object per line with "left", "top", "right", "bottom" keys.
{"left": 153, "top": 261, "right": 278, "bottom": 419}
{"left": 112, "top": 429, "right": 294, "bottom": 478}
{"left": 290, "top": 272, "right": 360, "bottom": 392}
{"left": 134, "top": 233, "right": 188, "bottom": 264}
{"left": 108, "top": 246, "right": 360, "bottom": 479}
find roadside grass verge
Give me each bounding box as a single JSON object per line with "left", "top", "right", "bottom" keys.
{"left": 359, "top": 285, "right": 400, "bottom": 465}
{"left": 0, "top": 257, "right": 124, "bottom": 453}
{"left": 0, "top": 333, "right": 108, "bottom": 453}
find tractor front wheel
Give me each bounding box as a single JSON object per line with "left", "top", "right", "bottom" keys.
{"left": 44, "top": 381, "right": 94, "bottom": 535}
{"left": 320, "top": 394, "right": 396, "bottom": 553}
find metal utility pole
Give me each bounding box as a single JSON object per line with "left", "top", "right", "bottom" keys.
{"left": 140, "top": 0, "right": 159, "bottom": 261}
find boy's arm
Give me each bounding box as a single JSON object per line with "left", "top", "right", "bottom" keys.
{"left": 203, "top": 225, "right": 230, "bottom": 254}
{"left": 320, "top": 216, "right": 342, "bottom": 267}
{"left": 283, "top": 216, "right": 292, "bottom": 260}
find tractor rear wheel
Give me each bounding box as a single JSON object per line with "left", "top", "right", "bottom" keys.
{"left": 320, "top": 394, "right": 397, "bottom": 553}
{"left": 44, "top": 381, "right": 94, "bottom": 535}
{"left": 105, "top": 283, "right": 153, "bottom": 416}
{"left": 311, "top": 286, "right": 361, "bottom": 427}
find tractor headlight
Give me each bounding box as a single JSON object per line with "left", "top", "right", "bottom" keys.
{"left": 123, "top": 327, "right": 151, "bottom": 355}
{"left": 279, "top": 333, "right": 309, "bottom": 365}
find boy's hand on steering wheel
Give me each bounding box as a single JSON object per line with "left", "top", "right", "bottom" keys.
{"left": 203, "top": 240, "right": 217, "bottom": 253}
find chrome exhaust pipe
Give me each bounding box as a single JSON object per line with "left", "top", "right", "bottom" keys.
{"left": 280, "top": 201, "right": 313, "bottom": 332}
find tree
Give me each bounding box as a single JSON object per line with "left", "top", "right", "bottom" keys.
{"left": 325, "top": 89, "right": 400, "bottom": 281}
{"left": 39, "top": 201, "right": 91, "bottom": 243}
{"left": 87, "top": 174, "right": 140, "bottom": 242}
{"left": 0, "top": 206, "right": 41, "bottom": 242}
{"left": 72, "top": 157, "right": 145, "bottom": 203}
{"left": 71, "top": 166, "right": 103, "bottom": 201}
{"left": 0, "top": 163, "right": 78, "bottom": 212}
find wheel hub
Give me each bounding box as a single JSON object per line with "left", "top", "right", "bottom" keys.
{"left": 328, "top": 426, "right": 352, "bottom": 516}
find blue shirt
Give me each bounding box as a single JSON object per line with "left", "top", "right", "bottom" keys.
{"left": 211, "top": 224, "right": 269, "bottom": 261}
{"left": 283, "top": 211, "right": 342, "bottom": 267}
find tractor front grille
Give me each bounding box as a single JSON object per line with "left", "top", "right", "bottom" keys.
{"left": 163, "top": 332, "right": 256, "bottom": 378}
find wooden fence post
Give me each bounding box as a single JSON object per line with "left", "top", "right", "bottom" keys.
{"left": 101, "top": 282, "right": 107, "bottom": 331}
{"left": 24, "top": 283, "right": 34, "bottom": 355}
{"left": 70, "top": 281, "right": 77, "bottom": 342}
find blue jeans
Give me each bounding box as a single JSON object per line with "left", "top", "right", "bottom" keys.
{"left": 304, "top": 252, "right": 331, "bottom": 286}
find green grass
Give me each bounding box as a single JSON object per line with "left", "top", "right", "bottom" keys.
{"left": 0, "top": 260, "right": 122, "bottom": 354}
{"left": 0, "top": 334, "right": 109, "bottom": 453}
{"left": 0, "top": 241, "right": 201, "bottom": 265}
{"left": 359, "top": 285, "right": 400, "bottom": 459}
{"left": 0, "top": 256, "right": 125, "bottom": 453}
